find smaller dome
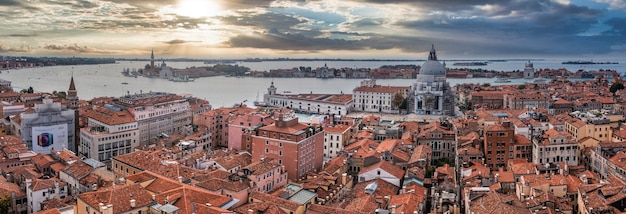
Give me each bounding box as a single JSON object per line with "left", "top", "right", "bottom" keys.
{"left": 420, "top": 60, "right": 446, "bottom": 76}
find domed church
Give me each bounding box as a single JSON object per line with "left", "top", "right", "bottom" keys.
{"left": 411, "top": 45, "right": 455, "bottom": 116}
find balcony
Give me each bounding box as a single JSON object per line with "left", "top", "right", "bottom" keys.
{"left": 89, "top": 126, "right": 108, "bottom": 134}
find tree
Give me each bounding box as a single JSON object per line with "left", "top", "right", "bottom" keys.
{"left": 399, "top": 98, "right": 408, "bottom": 110}
{"left": 517, "top": 85, "right": 526, "bottom": 90}
{"left": 145, "top": 64, "right": 151, "bottom": 69}
{"left": 55, "top": 91, "right": 67, "bottom": 99}
{"left": 0, "top": 195, "right": 11, "bottom": 214}
{"left": 610, "top": 82, "right": 624, "bottom": 94}
{"left": 391, "top": 92, "right": 405, "bottom": 110}
{"left": 20, "top": 86, "right": 34, "bottom": 94}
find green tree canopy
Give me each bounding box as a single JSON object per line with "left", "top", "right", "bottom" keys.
{"left": 391, "top": 92, "right": 405, "bottom": 110}
{"left": 610, "top": 82, "right": 624, "bottom": 94}
{"left": 0, "top": 195, "right": 11, "bottom": 214}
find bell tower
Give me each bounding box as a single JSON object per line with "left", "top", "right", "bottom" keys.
{"left": 150, "top": 49, "right": 155, "bottom": 69}
{"left": 67, "top": 75, "right": 80, "bottom": 153}
{"left": 67, "top": 75, "right": 78, "bottom": 110}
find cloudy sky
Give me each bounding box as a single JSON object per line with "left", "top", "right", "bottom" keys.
{"left": 1, "top": 0, "right": 625, "bottom": 59}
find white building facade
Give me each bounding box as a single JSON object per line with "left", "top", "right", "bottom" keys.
{"left": 263, "top": 82, "right": 353, "bottom": 115}
{"left": 322, "top": 124, "right": 351, "bottom": 162}
{"left": 523, "top": 60, "right": 535, "bottom": 78}
{"left": 412, "top": 45, "right": 455, "bottom": 116}
{"left": 26, "top": 178, "right": 68, "bottom": 213}
{"left": 115, "top": 92, "right": 192, "bottom": 145}
{"left": 79, "top": 108, "right": 139, "bottom": 163}
{"left": 352, "top": 79, "right": 410, "bottom": 114}
{"left": 532, "top": 130, "right": 579, "bottom": 166}
{"left": 14, "top": 99, "right": 76, "bottom": 153}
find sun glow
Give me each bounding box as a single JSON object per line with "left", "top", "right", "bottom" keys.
{"left": 175, "top": 0, "right": 221, "bottom": 18}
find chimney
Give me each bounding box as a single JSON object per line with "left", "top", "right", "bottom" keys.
{"left": 152, "top": 194, "right": 156, "bottom": 201}
{"left": 502, "top": 121, "right": 511, "bottom": 128}
{"left": 25, "top": 179, "right": 32, "bottom": 188}
{"left": 391, "top": 205, "right": 397, "bottom": 214}
{"left": 105, "top": 205, "right": 113, "bottom": 214}
{"left": 206, "top": 203, "right": 211, "bottom": 207}
{"left": 130, "top": 199, "right": 136, "bottom": 208}
{"left": 277, "top": 114, "right": 285, "bottom": 128}
{"left": 402, "top": 186, "right": 406, "bottom": 194}
{"left": 341, "top": 173, "right": 348, "bottom": 185}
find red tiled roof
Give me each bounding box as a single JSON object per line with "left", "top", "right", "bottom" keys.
{"left": 408, "top": 145, "right": 432, "bottom": 164}
{"left": 30, "top": 178, "right": 66, "bottom": 192}
{"left": 83, "top": 107, "right": 136, "bottom": 125}
{"left": 33, "top": 209, "right": 61, "bottom": 214}
{"left": 77, "top": 184, "right": 153, "bottom": 213}
{"left": 62, "top": 160, "right": 95, "bottom": 179}
{"left": 259, "top": 121, "right": 309, "bottom": 135}
{"left": 376, "top": 139, "right": 399, "bottom": 152}
{"left": 0, "top": 176, "right": 25, "bottom": 198}
{"left": 359, "top": 160, "right": 405, "bottom": 180}
{"left": 249, "top": 191, "right": 300, "bottom": 211}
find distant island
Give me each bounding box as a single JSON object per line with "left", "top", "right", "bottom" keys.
{"left": 562, "top": 60, "right": 618, "bottom": 65}
{"left": 1, "top": 56, "right": 116, "bottom": 69}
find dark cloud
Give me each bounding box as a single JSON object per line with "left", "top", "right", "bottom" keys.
{"left": 221, "top": 0, "right": 276, "bottom": 10}
{"left": 6, "top": 34, "right": 38, "bottom": 37}
{"left": 603, "top": 17, "right": 626, "bottom": 36}
{"left": 43, "top": 43, "right": 116, "bottom": 54}
{"left": 0, "top": 0, "right": 39, "bottom": 10}
{"left": 163, "top": 39, "right": 200, "bottom": 45}
{"left": 226, "top": 28, "right": 429, "bottom": 52}
{"left": 44, "top": 0, "right": 99, "bottom": 9}
{"left": 0, "top": 44, "right": 32, "bottom": 52}
{"left": 348, "top": 18, "right": 385, "bottom": 28}
{"left": 351, "top": 0, "right": 502, "bottom": 10}
{"left": 100, "top": 0, "right": 276, "bottom": 10}
{"left": 78, "top": 14, "right": 210, "bottom": 30}
{"left": 220, "top": 12, "right": 305, "bottom": 32}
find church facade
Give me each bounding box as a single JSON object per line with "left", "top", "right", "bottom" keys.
{"left": 411, "top": 45, "right": 455, "bottom": 116}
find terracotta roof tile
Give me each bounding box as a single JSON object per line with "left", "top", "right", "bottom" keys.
{"left": 359, "top": 161, "right": 405, "bottom": 179}
{"left": 249, "top": 191, "right": 300, "bottom": 211}
{"left": 83, "top": 107, "right": 136, "bottom": 125}
{"left": 33, "top": 209, "right": 62, "bottom": 214}
{"left": 77, "top": 184, "right": 154, "bottom": 213}
{"left": 62, "top": 160, "right": 95, "bottom": 179}
{"left": 124, "top": 171, "right": 233, "bottom": 214}
{"left": 409, "top": 145, "right": 432, "bottom": 165}
{"left": 30, "top": 178, "right": 66, "bottom": 192}
{"left": 0, "top": 176, "right": 25, "bottom": 198}
{"left": 376, "top": 139, "right": 398, "bottom": 152}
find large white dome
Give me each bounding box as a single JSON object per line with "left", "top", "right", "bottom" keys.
{"left": 418, "top": 44, "right": 446, "bottom": 76}
{"left": 420, "top": 60, "right": 446, "bottom": 76}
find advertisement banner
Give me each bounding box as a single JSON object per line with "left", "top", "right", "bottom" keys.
{"left": 31, "top": 124, "right": 68, "bottom": 154}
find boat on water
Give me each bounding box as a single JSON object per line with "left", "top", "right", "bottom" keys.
{"left": 253, "top": 101, "right": 270, "bottom": 107}
{"left": 121, "top": 82, "right": 128, "bottom": 85}
{"left": 283, "top": 91, "right": 292, "bottom": 93}
{"left": 494, "top": 77, "right": 511, "bottom": 83}
{"left": 453, "top": 62, "right": 488, "bottom": 66}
